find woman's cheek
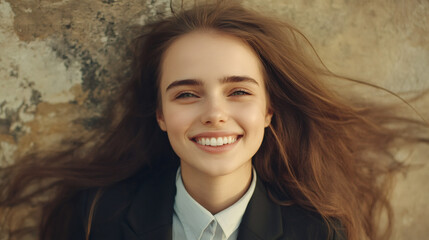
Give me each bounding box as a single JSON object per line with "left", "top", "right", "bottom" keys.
{"left": 233, "top": 101, "right": 267, "bottom": 126}
{"left": 164, "top": 105, "right": 197, "bottom": 131}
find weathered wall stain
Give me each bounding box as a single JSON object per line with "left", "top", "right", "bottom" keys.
{"left": 0, "top": 0, "right": 428, "bottom": 239}
{"left": 0, "top": 0, "right": 171, "bottom": 162}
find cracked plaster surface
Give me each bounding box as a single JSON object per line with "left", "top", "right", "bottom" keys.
{"left": 0, "top": 0, "right": 428, "bottom": 239}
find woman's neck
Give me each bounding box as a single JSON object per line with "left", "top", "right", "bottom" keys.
{"left": 180, "top": 161, "right": 253, "bottom": 214}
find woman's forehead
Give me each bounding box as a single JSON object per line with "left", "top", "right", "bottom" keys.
{"left": 159, "top": 31, "right": 265, "bottom": 90}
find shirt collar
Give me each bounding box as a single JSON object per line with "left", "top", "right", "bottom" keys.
{"left": 174, "top": 167, "right": 257, "bottom": 239}
{"left": 214, "top": 168, "right": 257, "bottom": 238}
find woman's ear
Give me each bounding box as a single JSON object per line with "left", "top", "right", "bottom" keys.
{"left": 264, "top": 108, "right": 273, "bottom": 127}
{"left": 156, "top": 110, "right": 167, "bottom": 131}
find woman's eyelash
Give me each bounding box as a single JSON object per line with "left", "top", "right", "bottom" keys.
{"left": 175, "top": 90, "right": 250, "bottom": 99}
{"left": 176, "top": 92, "right": 198, "bottom": 99}
{"left": 230, "top": 90, "right": 250, "bottom": 96}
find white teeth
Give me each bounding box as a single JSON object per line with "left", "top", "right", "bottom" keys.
{"left": 217, "top": 137, "right": 223, "bottom": 146}
{"left": 195, "top": 136, "right": 238, "bottom": 146}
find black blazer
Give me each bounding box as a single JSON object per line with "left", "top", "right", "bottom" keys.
{"left": 68, "top": 166, "right": 345, "bottom": 240}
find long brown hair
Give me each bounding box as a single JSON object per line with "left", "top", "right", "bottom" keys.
{"left": 1, "top": 1, "right": 428, "bottom": 240}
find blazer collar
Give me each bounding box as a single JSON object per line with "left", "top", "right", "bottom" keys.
{"left": 124, "top": 166, "right": 283, "bottom": 240}
{"left": 125, "top": 166, "right": 177, "bottom": 239}
{"left": 237, "top": 178, "right": 283, "bottom": 240}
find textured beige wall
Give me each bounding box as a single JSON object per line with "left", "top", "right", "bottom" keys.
{"left": 0, "top": 0, "right": 428, "bottom": 239}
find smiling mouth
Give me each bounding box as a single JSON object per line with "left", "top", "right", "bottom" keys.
{"left": 192, "top": 136, "right": 242, "bottom": 147}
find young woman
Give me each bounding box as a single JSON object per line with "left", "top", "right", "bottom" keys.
{"left": 1, "top": 1, "right": 428, "bottom": 240}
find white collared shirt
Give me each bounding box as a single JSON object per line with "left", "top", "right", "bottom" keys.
{"left": 172, "top": 167, "right": 257, "bottom": 240}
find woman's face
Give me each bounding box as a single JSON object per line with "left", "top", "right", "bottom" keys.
{"left": 157, "top": 31, "right": 272, "bottom": 178}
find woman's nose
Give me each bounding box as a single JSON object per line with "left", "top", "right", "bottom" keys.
{"left": 200, "top": 97, "right": 228, "bottom": 126}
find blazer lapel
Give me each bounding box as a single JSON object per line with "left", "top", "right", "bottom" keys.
{"left": 237, "top": 178, "right": 283, "bottom": 240}
{"left": 119, "top": 166, "right": 283, "bottom": 240}
{"left": 124, "top": 166, "right": 178, "bottom": 240}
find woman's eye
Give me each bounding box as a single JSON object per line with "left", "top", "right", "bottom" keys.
{"left": 176, "top": 92, "right": 198, "bottom": 99}
{"left": 230, "top": 90, "right": 250, "bottom": 96}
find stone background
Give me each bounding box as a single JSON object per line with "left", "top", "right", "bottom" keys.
{"left": 0, "top": 0, "right": 428, "bottom": 239}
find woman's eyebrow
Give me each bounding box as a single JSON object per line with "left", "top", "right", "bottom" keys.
{"left": 166, "top": 79, "right": 202, "bottom": 91}
{"left": 220, "top": 75, "right": 259, "bottom": 86}
{"left": 165, "top": 75, "right": 259, "bottom": 92}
